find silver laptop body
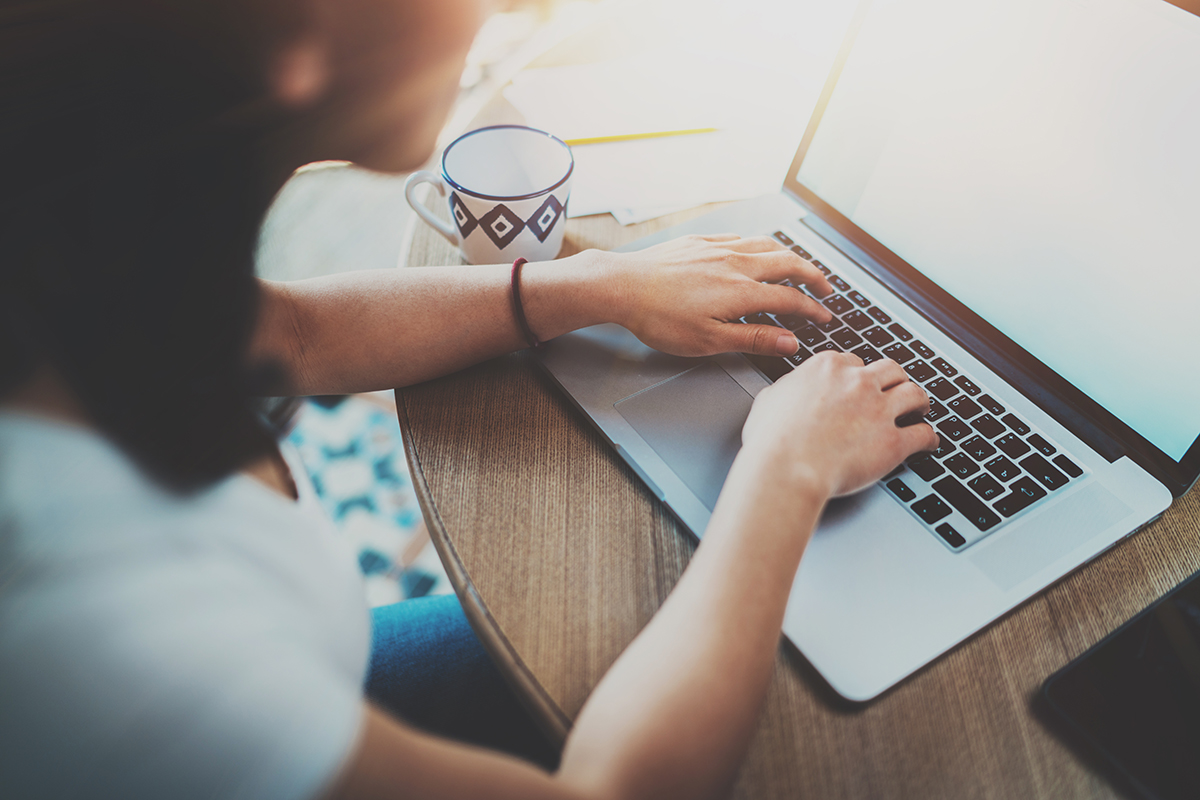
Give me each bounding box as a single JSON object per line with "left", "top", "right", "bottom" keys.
{"left": 537, "top": 0, "right": 1199, "bottom": 700}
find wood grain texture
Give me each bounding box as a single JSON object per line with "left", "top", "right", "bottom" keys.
{"left": 398, "top": 209, "right": 1200, "bottom": 798}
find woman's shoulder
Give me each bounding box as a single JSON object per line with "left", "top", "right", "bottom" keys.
{"left": 0, "top": 410, "right": 367, "bottom": 630}
{"left": 1, "top": 411, "right": 327, "bottom": 554}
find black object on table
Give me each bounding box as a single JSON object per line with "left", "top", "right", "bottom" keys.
{"left": 1043, "top": 567, "right": 1200, "bottom": 800}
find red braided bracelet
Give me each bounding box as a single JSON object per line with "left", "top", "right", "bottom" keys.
{"left": 509, "top": 257, "right": 543, "bottom": 350}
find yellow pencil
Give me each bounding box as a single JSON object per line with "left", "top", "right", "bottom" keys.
{"left": 563, "top": 127, "right": 719, "bottom": 146}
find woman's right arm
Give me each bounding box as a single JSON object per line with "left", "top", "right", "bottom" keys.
{"left": 326, "top": 352, "right": 936, "bottom": 800}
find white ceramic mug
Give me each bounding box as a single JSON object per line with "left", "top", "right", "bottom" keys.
{"left": 404, "top": 125, "right": 574, "bottom": 265}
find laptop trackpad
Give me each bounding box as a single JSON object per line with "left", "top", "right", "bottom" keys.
{"left": 614, "top": 362, "right": 753, "bottom": 511}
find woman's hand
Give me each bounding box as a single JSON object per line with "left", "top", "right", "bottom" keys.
{"left": 740, "top": 352, "right": 939, "bottom": 498}
{"left": 605, "top": 234, "right": 835, "bottom": 357}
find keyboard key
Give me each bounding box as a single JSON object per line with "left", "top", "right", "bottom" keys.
{"left": 842, "top": 309, "right": 873, "bottom": 330}
{"left": 907, "top": 454, "right": 945, "bottom": 481}
{"left": 954, "top": 376, "right": 981, "bottom": 396}
{"left": 912, "top": 494, "right": 952, "bottom": 524}
{"left": 904, "top": 360, "right": 937, "bottom": 382}
{"left": 925, "top": 399, "right": 949, "bottom": 422}
{"left": 790, "top": 244, "right": 811, "bottom": 259}
{"left": 823, "top": 295, "right": 854, "bottom": 314}
{"left": 851, "top": 344, "right": 884, "bottom": 365}
{"left": 932, "top": 357, "right": 958, "bottom": 377}
{"left": 979, "top": 394, "right": 1005, "bottom": 415}
{"left": 828, "top": 275, "right": 851, "bottom": 292}
{"left": 962, "top": 435, "right": 997, "bottom": 461}
{"left": 776, "top": 311, "right": 812, "bottom": 330}
{"left": 773, "top": 231, "right": 794, "bottom": 246}
{"left": 985, "top": 455, "right": 1021, "bottom": 482}
{"left": 933, "top": 477, "right": 1001, "bottom": 531}
{"left": 888, "top": 323, "right": 913, "bottom": 341}
{"left": 944, "top": 453, "right": 980, "bottom": 478}
{"left": 784, "top": 345, "right": 813, "bottom": 367}
{"left": 847, "top": 290, "right": 871, "bottom": 308}
{"left": 812, "top": 341, "right": 841, "bottom": 353}
{"left": 863, "top": 326, "right": 894, "bottom": 348}
{"left": 744, "top": 312, "right": 779, "bottom": 327}
{"left": 1002, "top": 414, "right": 1031, "bottom": 436}
{"left": 887, "top": 478, "right": 916, "bottom": 502}
{"left": 885, "top": 464, "right": 907, "bottom": 480}
{"left": 937, "top": 416, "right": 973, "bottom": 441}
{"left": 1054, "top": 454, "right": 1083, "bottom": 478}
{"left": 1028, "top": 433, "right": 1056, "bottom": 456}
{"left": 926, "top": 377, "right": 960, "bottom": 402}
{"left": 995, "top": 433, "right": 1030, "bottom": 459}
{"left": 769, "top": 313, "right": 795, "bottom": 328}
{"left": 932, "top": 434, "right": 956, "bottom": 459}
{"left": 882, "top": 343, "right": 915, "bottom": 364}
{"left": 868, "top": 307, "right": 892, "bottom": 324}
{"left": 968, "top": 473, "right": 1004, "bottom": 501}
{"left": 896, "top": 411, "right": 925, "bottom": 427}
{"left": 794, "top": 325, "right": 826, "bottom": 347}
{"left": 1020, "top": 452, "right": 1069, "bottom": 491}
{"left": 911, "top": 340, "right": 935, "bottom": 359}
{"left": 936, "top": 522, "right": 966, "bottom": 548}
{"left": 831, "top": 328, "right": 862, "bottom": 349}
{"left": 970, "top": 413, "right": 1006, "bottom": 438}
{"left": 810, "top": 260, "right": 831, "bottom": 276}
{"left": 784, "top": 311, "right": 818, "bottom": 331}
{"left": 816, "top": 317, "right": 842, "bottom": 333}
{"left": 947, "top": 395, "right": 982, "bottom": 419}
{"left": 993, "top": 477, "right": 1047, "bottom": 517}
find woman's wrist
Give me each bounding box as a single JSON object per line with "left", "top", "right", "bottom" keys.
{"left": 518, "top": 249, "right": 627, "bottom": 341}
{"left": 732, "top": 441, "right": 833, "bottom": 510}
{"left": 700, "top": 443, "right": 830, "bottom": 587}
{"left": 717, "top": 440, "right": 834, "bottom": 552}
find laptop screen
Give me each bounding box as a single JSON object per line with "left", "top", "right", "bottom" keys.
{"left": 793, "top": 0, "right": 1200, "bottom": 462}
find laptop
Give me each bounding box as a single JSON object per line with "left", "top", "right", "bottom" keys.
{"left": 537, "top": 0, "right": 1200, "bottom": 701}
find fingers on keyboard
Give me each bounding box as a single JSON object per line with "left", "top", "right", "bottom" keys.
{"left": 754, "top": 242, "right": 1085, "bottom": 551}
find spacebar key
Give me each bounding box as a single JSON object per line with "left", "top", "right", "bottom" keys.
{"left": 932, "top": 476, "right": 1002, "bottom": 531}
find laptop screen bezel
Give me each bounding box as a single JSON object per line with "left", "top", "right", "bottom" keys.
{"left": 780, "top": 0, "right": 1200, "bottom": 497}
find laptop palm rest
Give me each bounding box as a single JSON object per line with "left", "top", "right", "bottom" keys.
{"left": 614, "top": 362, "right": 753, "bottom": 511}
{"left": 969, "top": 481, "right": 1131, "bottom": 591}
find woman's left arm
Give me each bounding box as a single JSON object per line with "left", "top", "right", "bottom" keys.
{"left": 249, "top": 234, "right": 833, "bottom": 396}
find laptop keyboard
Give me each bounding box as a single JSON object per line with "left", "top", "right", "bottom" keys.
{"left": 744, "top": 231, "right": 1089, "bottom": 552}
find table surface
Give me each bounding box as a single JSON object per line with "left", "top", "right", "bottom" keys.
{"left": 395, "top": 20, "right": 1200, "bottom": 799}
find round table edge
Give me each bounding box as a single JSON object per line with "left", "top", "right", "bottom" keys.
{"left": 394, "top": 385, "right": 574, "bottom": 747}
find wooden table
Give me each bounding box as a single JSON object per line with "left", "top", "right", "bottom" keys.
{"left": 397, "top": 204, "right": 1200, "bottom": 798}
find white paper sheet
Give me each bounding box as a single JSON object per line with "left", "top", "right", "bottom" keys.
{"left": 501, "top": 0, "right": 858, "bottom": 223}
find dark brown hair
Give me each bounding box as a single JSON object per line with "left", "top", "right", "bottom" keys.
{"left": 0, "top": 0, "right": 297, "bottom": 489}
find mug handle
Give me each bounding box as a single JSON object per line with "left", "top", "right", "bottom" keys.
{"left": 404, "top": 170, "right": 459, "bottom": 246}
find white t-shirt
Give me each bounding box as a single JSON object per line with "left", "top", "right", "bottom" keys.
{"left": 0, "top": 413, "right": 370, "bottom": 800}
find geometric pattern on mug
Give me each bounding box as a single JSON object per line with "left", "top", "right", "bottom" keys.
{"left": 450, "top": 193, "right": 478, "bottom": 239}
{"left": 479, "top": 203, "right": 526, "bottom": 250}
{"left": 525, "top": 195, "right": 564, "bottom": 243}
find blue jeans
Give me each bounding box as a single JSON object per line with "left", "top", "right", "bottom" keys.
{"left": 364, "top": 594, "right": 560, "bottom": 770}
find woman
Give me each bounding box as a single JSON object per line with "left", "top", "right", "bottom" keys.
{"left": 0, "top": 0, "right": 937, "bottom": 798}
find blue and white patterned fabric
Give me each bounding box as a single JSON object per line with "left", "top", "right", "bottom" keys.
{"left": 286, "top": 394, "right": 449, "bottom": 607}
